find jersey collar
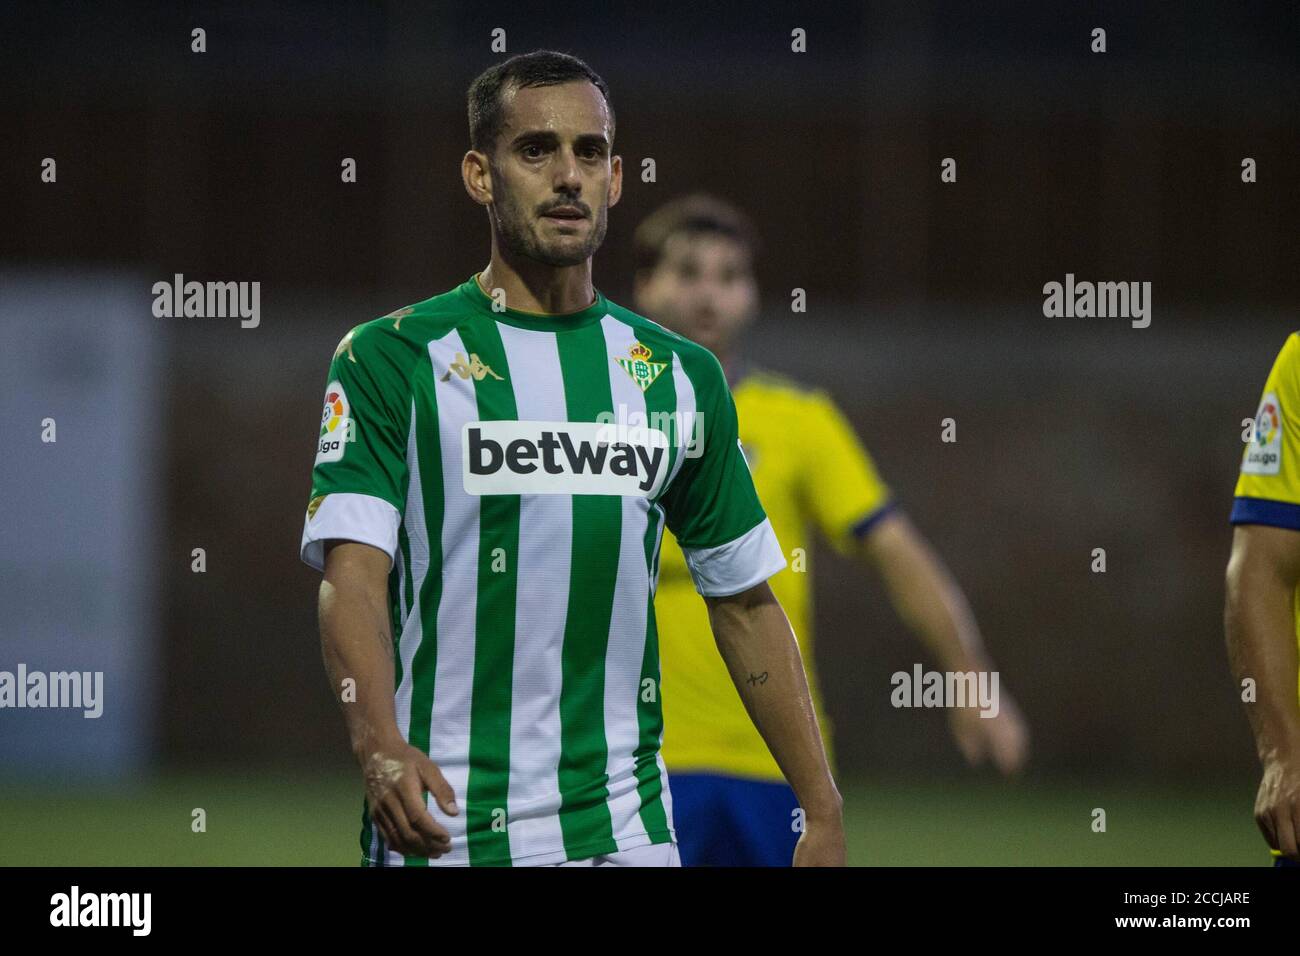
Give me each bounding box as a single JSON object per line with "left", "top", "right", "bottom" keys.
{"left": 460, "top": 273, "right": 609, "bottom": 332}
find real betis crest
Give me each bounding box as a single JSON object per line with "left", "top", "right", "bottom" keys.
{"left": 615, "top": 342, "right": 667, "bottom": 392}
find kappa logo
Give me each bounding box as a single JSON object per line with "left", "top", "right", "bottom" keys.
{"left": 384, "top": 306, "right": 414, "bottom": 330}
{"left": 441, "top": 352, "right": 504, "bottom": 382}
{"left": 463, "top": 421, "right": 669, "bottom": 497}
{"left": 1243, "top": 391, "right": 1282, "bottom": 475}
{"left": 614, "top": 342, "right": 667, "bottom": 392}
{"left": 333, "top": 328, "right": 358, "bottom": 364}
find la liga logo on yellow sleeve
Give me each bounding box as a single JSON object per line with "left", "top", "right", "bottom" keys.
{"left": 1243, "top": 391, "right": 1282, "bottom": 475}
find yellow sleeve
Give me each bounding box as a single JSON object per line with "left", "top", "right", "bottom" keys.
{"left": 799, "top": 392, "right": 894, "bottom": 555}
{"left": 1232, "top": 332, "right": 1300, "bottom": 528}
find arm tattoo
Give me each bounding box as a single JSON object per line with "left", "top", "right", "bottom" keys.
{"left": 746, "top": 671, "right": 769, "bottom": 687}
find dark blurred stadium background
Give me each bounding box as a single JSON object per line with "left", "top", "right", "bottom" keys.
{"left": 1, "top": 0, "right": 1297, "bottom": 864}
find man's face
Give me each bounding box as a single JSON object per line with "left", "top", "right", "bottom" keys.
{"left": 486, "top": 80, "right": 620, "bottom": 267}
{"left": 635, "top": 232, "right": 758, "bottom": 355}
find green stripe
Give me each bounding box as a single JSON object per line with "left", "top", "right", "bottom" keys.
{"left": 402, "top": 365, "right": 446, "bottom": 866}
{"left": 360, "top": 799, "right": 374, "bottom": 865}
{"left": 379, "top": 488, "right": 408, "bottom": 867}
{"left": 554, "top": 324, "right": 621, "bottom": 858}
{"left": 459, "top": 319, "right": 520, "bottom": 866}
{"left": 633, "top": 330, "right": 679, "bottom": 837}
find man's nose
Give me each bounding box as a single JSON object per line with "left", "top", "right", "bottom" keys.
{"left": 554, "top": 148, "right": 582, "bottom": 190}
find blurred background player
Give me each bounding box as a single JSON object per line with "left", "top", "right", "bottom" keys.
{"left": 1225, "top": 333, "right": 1300, "bottom": 867}
{"left": 633, "top": 194, "right": 1031, "bottom": 866}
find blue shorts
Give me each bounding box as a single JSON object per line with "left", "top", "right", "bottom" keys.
{"left": 668, "top": 772, "right": 800, "bottom": 867}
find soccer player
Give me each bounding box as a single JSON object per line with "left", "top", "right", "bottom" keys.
{"left": 1225, "top": 333, "right": 1300, "bottom": 866}
{"left": 633, "top": 194, "right": 1031, "bottom": 866}
{"left": 299, "top": 52, "right": 845, "bottom": 867}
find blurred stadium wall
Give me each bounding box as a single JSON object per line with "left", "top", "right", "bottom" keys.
{"left": 1, "top": 1, "right": 1296, "bottom": 782}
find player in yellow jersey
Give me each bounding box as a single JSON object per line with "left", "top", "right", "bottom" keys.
{"left": 1225, "top": 333, "right": 1300, "bottom": 866}
{"left": 633, "top": 194, "right": 1030, "bottom": 865}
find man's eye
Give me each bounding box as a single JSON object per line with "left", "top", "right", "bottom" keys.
{"left": 522, "top": 145, "right": 544, "bottom": 158}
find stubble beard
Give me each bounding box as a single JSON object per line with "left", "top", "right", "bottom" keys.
{"left": 493, "top": 188, "right": 608, "bottom": 268}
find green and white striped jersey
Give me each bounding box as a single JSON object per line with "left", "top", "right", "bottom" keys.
{"left": 301, "top": 275, "right": 785, "bottom": 866}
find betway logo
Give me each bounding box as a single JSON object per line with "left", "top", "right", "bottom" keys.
{"left": 463, "top": 421, "right": 670, "bottom": 497}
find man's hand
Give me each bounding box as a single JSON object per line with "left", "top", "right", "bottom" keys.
{"left": 792, "top": 809, "right": 847, "bottom": 867}
{"left": 318, "top": 540, "right": 460, "bottom": 859}
{"left": 946, "top": 691, "right": 1030, "bottom": 776}
{"left": 1255, "top": 755, "right": 1300, "bottom": 862}
{"left": 360, "top": 735, "right": 459, "bottom": 859}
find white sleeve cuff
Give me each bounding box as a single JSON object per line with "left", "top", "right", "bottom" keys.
{"left": 300, "top": 492, "right": 401, "bottom": 572}
{"left": 681, "top": 517, "right": 787, "bottom": 597}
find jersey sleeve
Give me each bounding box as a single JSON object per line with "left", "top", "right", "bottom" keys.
{"left": 660, "top": 350, "right": 786, "bottom": 596}
{"left": 300, "top": 322, "right": 413, "bottom": 572}
{"left": 1232, "top": 333, "right": 1300, "bottom": 530}
{"left": 800, "top": 392, "right": 895, "bottom": 555}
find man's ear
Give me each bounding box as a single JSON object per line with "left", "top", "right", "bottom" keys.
{"left": 608, "top": 153, "right": 623, "bottom": 208}
{"left": 462, "top": 150, "right": 493, "bottom": 206}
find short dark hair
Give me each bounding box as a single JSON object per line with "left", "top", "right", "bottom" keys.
{"left": 467, "top": 50, "right": 614, "bottom": 155}
{"left": 633, "top": 193, "right": 761, "bottom": 275}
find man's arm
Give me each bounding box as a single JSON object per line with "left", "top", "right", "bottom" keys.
{"left": 705, "top": 581, "right": 845, "bottom": 866}
{"left": 1224, "top": 524, "right": 1300, "bottom": 861}
{"left": 858, "top": 511, "right": 1029, "bottom": 775}
{"left": 319, "top": 540, "right": 458, "bottom": 859}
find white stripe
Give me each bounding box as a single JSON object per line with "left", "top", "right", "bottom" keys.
{"left": 600, "top": 317, "right": 663, "bottom": 843}
{"left": 654, "top": 750, "right": 675, "bottom": 838}
{"left": 494, "top": 322, "right": 570, "bottom": 860}
{"left": 407, "top": 328, "right": 482, "bottom": 866}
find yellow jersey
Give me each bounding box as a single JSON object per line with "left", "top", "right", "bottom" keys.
{"left": 1231, "top": 332, "right": 1300, "bottom": 706}
{"left": 656, "top": 366, "right": 893, "bottom": 781}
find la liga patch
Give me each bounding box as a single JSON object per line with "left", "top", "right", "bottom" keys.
{"left": 316, "top": 380, "right": 350, "bottom": 464}
{"left": 1243, "top": 391, "right": 1282, "bottom": 475}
